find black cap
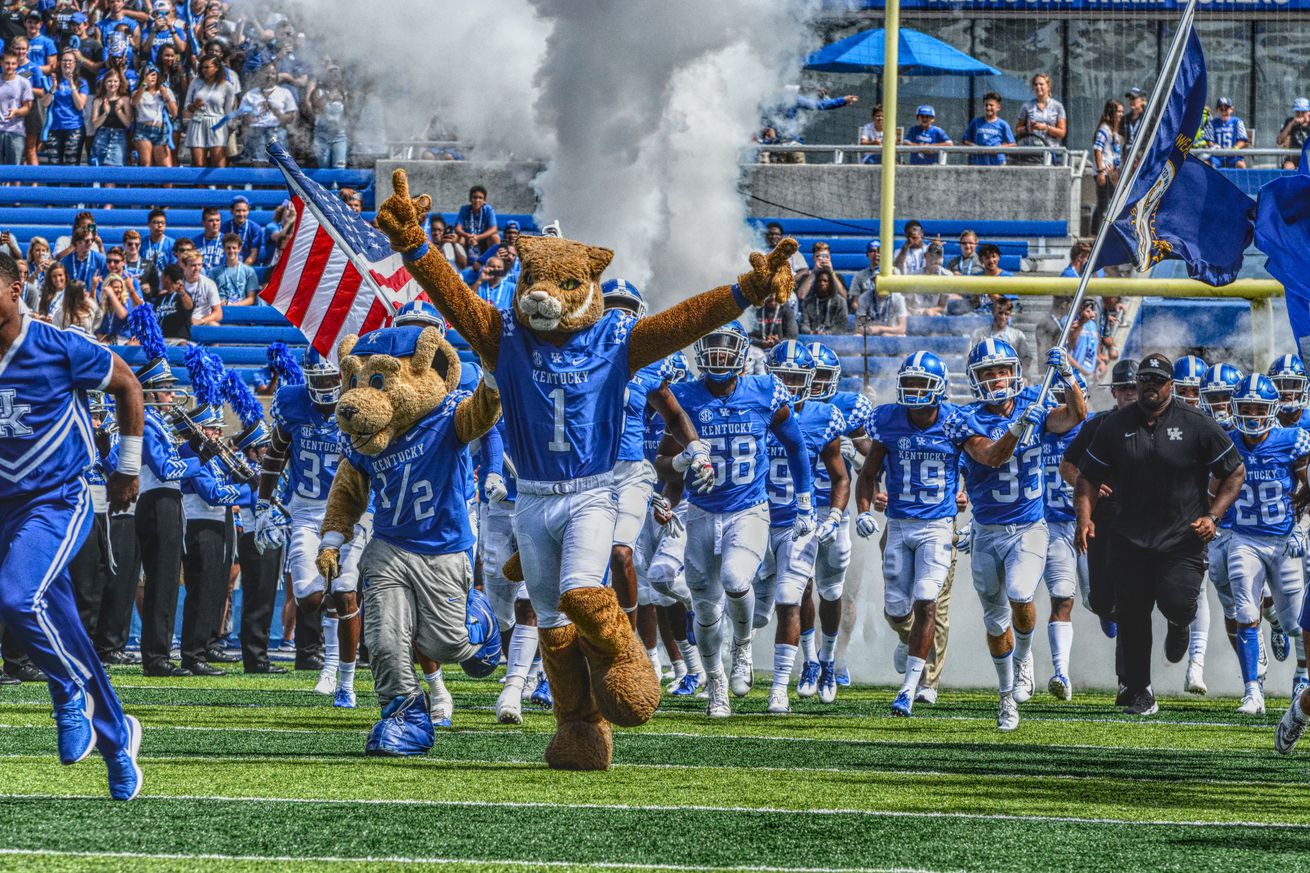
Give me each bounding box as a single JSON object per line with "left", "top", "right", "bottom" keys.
{"left": 1111, "top": 359, "right": 1138, "bottom": 386}
{"left": 1137, "top": 353, "right": 1172, "bottom": 380}
{"left": 1125, "top": 87, "right": 1146, "bottom": 99}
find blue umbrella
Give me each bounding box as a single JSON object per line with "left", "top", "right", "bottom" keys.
{"left": 804, "top": 27, "right": 1000, "bottom": 77}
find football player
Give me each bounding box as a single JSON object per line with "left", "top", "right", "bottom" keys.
{"left": 1175, "top": 355, "right": 1211, "bottom": 682}
{"left": 660, "top": 322, "right": 815, "bottom": 718}
{"left": 1173, "top": 355, "right": 1208, "bottom": 409}
{"left": 856, "top": 351, "right": 961, "bottom": 716}
{"left": 1270, "top": 354, "right": 1310, "bottom": 429}
{"left": 943, "top": 339, "right": 1085, "bottom": 731}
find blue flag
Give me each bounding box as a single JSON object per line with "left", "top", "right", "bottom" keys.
{"left": 1094, "top": 30, "right": 1254, "bottom": 285}
{"left": 1255, "top": 141, "right": 1310, "bottom": 361}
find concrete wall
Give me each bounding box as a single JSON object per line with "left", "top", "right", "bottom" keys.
{"left": 377, "top": 159, "right": 1080, "bottom": 234}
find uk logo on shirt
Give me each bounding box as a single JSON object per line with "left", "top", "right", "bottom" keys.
{"left": 1168, "top": 427, "right": 1183, "bottom": 440}
{"left": 0, "top": 390, "right": 32, "bottom": 438}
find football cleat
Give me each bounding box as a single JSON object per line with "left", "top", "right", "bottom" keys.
{"left": 314, "top": 666, "right": 337, "bottom": 696}
{"left": 1013, "top": 653, "right": 1035, "bottom": 704}
{"left": 1185, "top": 661, "right": 1208, "bottom": 695}
{"left": 1272, "top": 627, "right": 1291, "bottom": 663}
{"left": 796, "top": 661, "right": 820, "bottom": 698}
{"left": 54, "top": 690, "right": 96, "bottom": 766}
{"left": 893, "top": 641, "right": 908, "bottom": 674}
{"left": 766, "top": 685, "right": 790, "bottom": 714}
{"left": 728, "top": 639, "right": 754, "bottom": 697}
{"left": 105, "top": 714, "right": 143, "bottom": 801}
{"left": 366, "top": 694, "right": 436, "bottom": 756}
{"left": 891, "top": 689, "right": 913, "bottom": 718}
{"left": 1238, "top": 687, "right": 1266, "bottom": 716}
{"left": 429, "top": 681, "right": 454, "bottom": 728}
{"left": 530, "top": 673, "right": 554, "bottom": 709}
{"left": 997, "top": 693, "right": 1019, "bottom": 731}
{"left": 1294, "top": 674, "right": 1310, "bottom": 703}
{"left": 1122, "top": 689, "right": 1158, "bottom": 716}
{"left": 835, "top": 664, "right": 851, "bottom": 686}
{"left": 705, "top": 669, "right": 731, "bottom": 718}
{"left": 817, "top": 660, "right": 838, "bottom": 704}
{"left": 1047, "top": 673, "right": 1072, "bottom": 701}
{"left": 669, "top": 672, "right": 702, "bottom": 697}
{"left": 1276, "top": 696, "right": 1308, "bottom": 755}
{"left": 496, "top": 684, "right": 524, "bottom": 725}
{"left": 914, "top": 686, "right": 938, "bottom": 705}
{"left": 332, "top": 686, "right": 357, "bottom": 709}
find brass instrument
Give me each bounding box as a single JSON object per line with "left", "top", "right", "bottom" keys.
{"left": 143, "top": 387, "right": 194, "bottom": 407}
{"left": 167, "top": 402, "right": 262, "bottom": 487}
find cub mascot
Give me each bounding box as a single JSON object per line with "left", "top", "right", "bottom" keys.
{"left": 315, "top": 325, "right": 503, "bottom": 756}
{"left": 375, "top": 169, "right": 798, "bottom": 770}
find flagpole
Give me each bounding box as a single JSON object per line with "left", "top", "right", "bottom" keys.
{"left": 1022, "top": 0, "right": 1199, "bottom": 439}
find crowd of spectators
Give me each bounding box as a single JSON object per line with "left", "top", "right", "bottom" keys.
{"left": 0, "top": 0, "right": 389, "bottom": 169}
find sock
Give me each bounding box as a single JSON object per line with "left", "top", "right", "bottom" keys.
{"left": 992, "top": 651, "right": 1014, "bottom": 694}
{"left": 673, "top": 658, "right": 688, "bottom": 679}
{"left": 800, "top": 628, "right": 817, "bottom": 663}
{"left": 1189, "top": 592, "right": 1210, "bottom": 664}
{"left": 322, "top": 615, "right": 339, "bottom": 672}
{"left": 1259, "top": 632, "right": 1269, "bottom": 678}
{"left": 772, "top": 643, "right": 798, "bottom": 689}
{"left": 726, "top": 590, "right": 755, "bottom": 645}
{"left": 646, "top": 647, "right": 660, "bottom": 678}
{"left": 678, "top": 639, "right": 704, "bottom": 678}
{"left": 530, "top": 653, "right": 543, "bottom": 678}
{"left": 901, "top": 655, "right": 927, "bottom": 695}
{"left": 819, "top": 632, "right": 839, "bottom": 663}
{"left": 697, "top": 611, "right": 725, "bottom": 673}
{"left": 1237, "top": 626, "right": 1261, "bottom": 684}
{"left": 1296, "top": 635, "right": 1307, "bottom": 678}
{"left": 1264, "top": 601, "right": 1283, "bottom": 634}
{"left": 1048, "top": 621, "right": 1072, "bottom": 677}
{"left": 424, "top": 668, "right": 446, "bottom": 699}
{"left": 1013, "top": 627, "right": 1033, "bottom": 665}
{"left": 338, "top": 660, "right": 356, "bottom": 691}
{"left": 505, "top": 625, "right": 538, "bottom": 688}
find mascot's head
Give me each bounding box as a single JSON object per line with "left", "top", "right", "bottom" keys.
{"left": 336, "top": 326, "right": 461, "bottom": 456}
{"left": 513, "top": 235, "right": 613, "bottom": 335}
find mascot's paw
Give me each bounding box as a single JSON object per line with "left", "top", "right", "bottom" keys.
{"left": 377, "top": 169, "right": 433, "bottom": 254}
{"left": 315, "top": 548, "right": 340, "bottom": 585}
{"left": 502, "top": 552, "right": 524, "bottom": 583}
{"left": 737, "top": 238, "right": 799, "bottom": 306}
{"left": 561, "top": 588, "right": 660, "bottom": 727}
{"left": 544, "top": 718, "right": 613, "bottom": 771}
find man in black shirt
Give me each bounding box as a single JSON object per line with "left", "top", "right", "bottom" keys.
{"left": 153, "top": 263, "right": 192, "bottom": 343}
{"left": 1074, "top": 353, "right": 1244, "bottom": 716}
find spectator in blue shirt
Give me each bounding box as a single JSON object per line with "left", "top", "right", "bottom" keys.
{"left": 60, "top": 229, "right": 107, "bottom": 291}
{"left": 97, "top": 0, "right": 140, "bottom": 47}
{"left": 1060, "top": 241, "right": 1105, "bottom": 279}
{"left": 193, "top": 206, "right": 225, "bottom": 273}
{"left": 455, "top": 185, "right": 500, "bottom": 257}
{"left": 1204, "top": 97, "right": 1249, "bottom": 168}
{"left": 470, "top": 255, "right": 514, "bottom": 310}
{"left": 905, "top": 105, "right": 952, "bottom": 165}
{"left": 11, "top": 36, "right": 49, "bottom": 165}
{"left": 41, "top": 49, "right": 87, "bottom": 165}
{"left": 222, "top": 195, "right": 266, "bottom": 266}
{"left": 1091, "top": 99, "right": 1124, "bottom": 230}
{"left": 963, "top": 92, "right": 1015, "bottom": 166}
{"left": 1066, "top": 298, "right": 1101, "bottom": 381}
{"left": 143, "top": 208, "right": 176, "bottom": 273}
{"left": 21, "top": 12, "right": 57, "bottom": 74}
{"left": 211, "top": 233, "right": 260, "bottom": 305}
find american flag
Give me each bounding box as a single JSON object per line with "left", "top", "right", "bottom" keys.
{"left": 262, "top": 142, "right": 423, "bottom": 360}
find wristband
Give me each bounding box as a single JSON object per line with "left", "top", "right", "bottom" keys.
{"left": 403, "top": 241, "right": 429, "bottom": 261}
{"left": 320, "top": 530, "right": 345, "bottom": 550}
{"left": 730, "top": 282, "right": 750, "bottom": 309}
{"left": 117, "top": 435, "right": 142, "bottom": 475}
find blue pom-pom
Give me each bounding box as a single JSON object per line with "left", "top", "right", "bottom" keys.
{"left": 128, "top": 304, "right": 166, "bottom": 360}
{"left": 223, "top": 370, "right": 264, "bottom": 428}
{"left": 184, "top": 344, "right": 226, "bottom": 408}
{"left": 267, "top": 341, "right": 305, "bottom": 386}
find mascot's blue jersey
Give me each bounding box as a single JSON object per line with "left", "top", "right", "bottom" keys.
{"left": 1230, "top": 426, "right": 1310, "bottom": 538}
{"left": 346, "top": 391, "right": 475, "bottom": 555}
{"left": 945, "top": 398, "right": 1049, "bottom": 526}
{"left": 272, "top": 384, "right": 341, "bottom": 503}
{"left": 618, "top": 361, "right": 666, "bottom": 463}
{"left": 868, "top": 402, "right": 961, "bottom": 521}
{"left": 494, "top": 307, "right": 634, "bottom": 483}
{"left": 671, "top": 374, "right": 791, "bottom": 514}
{"left": 0, "top": 317, "right": 109, "bottom": 499}
{"left": 1041, "top": 423, "right": 1080, "bottom": 524}
{"left": 767, "top": 400, "right": 844, "bottom": 527}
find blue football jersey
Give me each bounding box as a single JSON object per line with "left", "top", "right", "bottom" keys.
{"left": 1230, "top": 426, "right": 1310, "bottom": 537}
{"left": 618, "top": 362, "right": 666, "bottom": 463}
{"left": 767, "top": 400, "right": 845, "bottom": 526}
{"left": 671, "top": 374, "right": 791, "bottom": 514}
{"left": 346, "top": 391, "right": 476, "bottom": 556}
{"left": 1041, "top": 423, "right": 1080, "bottom": 524}
{"left": 494, "top": 307, "right": 634, "bottom": 483}
{"left": 830, "top": 390, "right": 875, "bottom": 436}
{"left": 945, "top": 399, "right": 1048, "bottom": 526}
{"left": 868, "top": 402, "right": 962, "bottom": 520}
{"left": 0, "top": 318, "right": 111, "bottom": 500}
{"left": 272, "top": 384, "right": 342, "bottom": 503}
{"left": 643, "top": 407, "right": 665, "bottom": 465}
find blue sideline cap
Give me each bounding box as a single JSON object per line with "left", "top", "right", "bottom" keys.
{"left": 916, "top": 105, "right": 935, "bottom": 117}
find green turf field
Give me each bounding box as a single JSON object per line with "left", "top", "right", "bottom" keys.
{"left": 2, "top": 668, "right": 1308, "bottom": 872}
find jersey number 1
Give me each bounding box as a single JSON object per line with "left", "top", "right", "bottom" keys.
{"left": 548, "top": 388, "right": 571, "bottom": 453}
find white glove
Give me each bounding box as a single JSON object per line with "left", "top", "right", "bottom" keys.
{"left": 792, "top": 492, "right": 816, "bottom": 540}
{"left": 1287, "top": 527, "right": 1308, "bottom": 558}
{"left": 840, "top": 436, "right": 857, "bottom": 464}
{"left": 254, "top": 499, "right": 288, "bottom": 553}
{"left": 673, "top": 439, "right": 716, "bottom": 494}
{"left": 856, "top": 511, "right": 881, "bottom": 539}
{"left": 484, "top": 472, "right": 508, "bottom": 503}
{"left": 954, "top": 522, "right": 974, "bottom": 554}
{"left": 816, "top": 508, "right": 844, "bottom": 545}
{"left": 651, "top": 493, "right": 684, "bottom": 539}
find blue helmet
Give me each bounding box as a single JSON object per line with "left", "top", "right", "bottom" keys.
{"left": 1200, "top": 362, "right": 1244, "bottom": 426}
{"left": 966, "top": 337, "right": 1022, "bottom": 402}
{"left": 1267, "top": 353, "right": 1308, "bottom": 413}
{"left": 662, "top": 351, "right": 690, "bottom": 384}
{"left": 896, "top": 351, "right": 948, "bottom": 407}
{"left": 805, "top": 342, "right": 841, "bottom": 401}
{"left": 1232, "top": 373, "right": 1279, "bottom": 436}
{"left": 766, "top": 340, "right": 816, "bottom": 400}
{"left": 1172, "top": 355, "right": 1208, "bottom": 407}
{"left": 303, "top": 346, "right": 341, "bottom": 406}
{"left": 459, "top": 588, "right": 502, "bottom": 679}
{"left": 394, "top": 299, "right": 446, "bottom": 336}
{"left": 601, "top": 278, "right": 646, "bottom": 317}
{"left": 693, "top": 321, "right": 749, "bottom": 383}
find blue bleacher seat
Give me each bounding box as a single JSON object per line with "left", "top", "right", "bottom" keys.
{"left": 906, "top": 315, "right": 989, "bottom": 336}
{"left": 190, "top": 325, "right": 305, "bottom": 345}
{"left": 748, "top": 218, "right": 1067, "bottom": 238}
{"left": 208, "top": 305, "right": 291, "bottom": 326}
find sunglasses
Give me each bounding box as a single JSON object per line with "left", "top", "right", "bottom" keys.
{"left": 1137, "top": 373, "right": 1170, "bottom": 385}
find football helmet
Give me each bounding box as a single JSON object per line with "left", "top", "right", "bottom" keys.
{"left": 662, "top": 351, "right": 690, "bottom": 384}
{"left": 693, "top": 321, "right": 749, "bottom": 383}
{"left": 1200, "top": 362, "right": 1244, "bottom": 427}
{"left": 1173, "top": 355, "right": 1208, "bottom": 408}
{"left": 302, "top": 347, "right": 341, "bottom": 406}
{"left": 766, "top": 340, "right": 816, "bottom": 401}
{"left": 1267, "top": 354, "right": 1308, "bottom": 414}
{"left": 806, "top": 342, "right": 841, "bottom": 401}
{"left": 896, "top": 351, "right": 948, "bottom": 407}
{"left": 1050, "top": 369, "right": 1087, "bottom": 406}
{"left": 601, "top": 278, "right": 646, "bottom": 317}
{"left": 966, "top": 338, "right": 1022, "bottom": 402}
{"left": 394, "top": 300, "right": 446, "bottom": 335}
{"left": 1232, "top": 373, "right": 1279, "bottom": 436}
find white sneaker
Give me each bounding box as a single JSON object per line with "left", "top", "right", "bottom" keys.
{"left": 1237, "top": 687, "right": 1266, "bottom": 716}
{"left": 1276, "top": 698, "right": 1308, "bottom": 755}
{"left": 1185, "top": 660, "right": 1208, "bottom": 695}
{"left": 1047, "top": 673, "right": 1072, "bottom": 701}
{"left": 997, "top": 692, "right": 1019, "bottom": 731}
{"left": 914, "top": 686, "right": 938, "bottom": 705}
{"left": 706, "top": 669, "right": 731, "bottom": 718}
{"left": 766, "top": 685, "right": 790, "bottom": 714}
{"left": 728, "top": 639, "right": 754, "bottom": 697}
{"left": 496, "top": 683, "right": 523, "bottom": 725}
{"left": 1013, "top": 653, "right": 1035, "bottom": 704}
{"left": 893, "top": 641, "right": 908, "bottom": 674}
{"left": 314, "top": 666, "right": 337, "bottom": 695}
